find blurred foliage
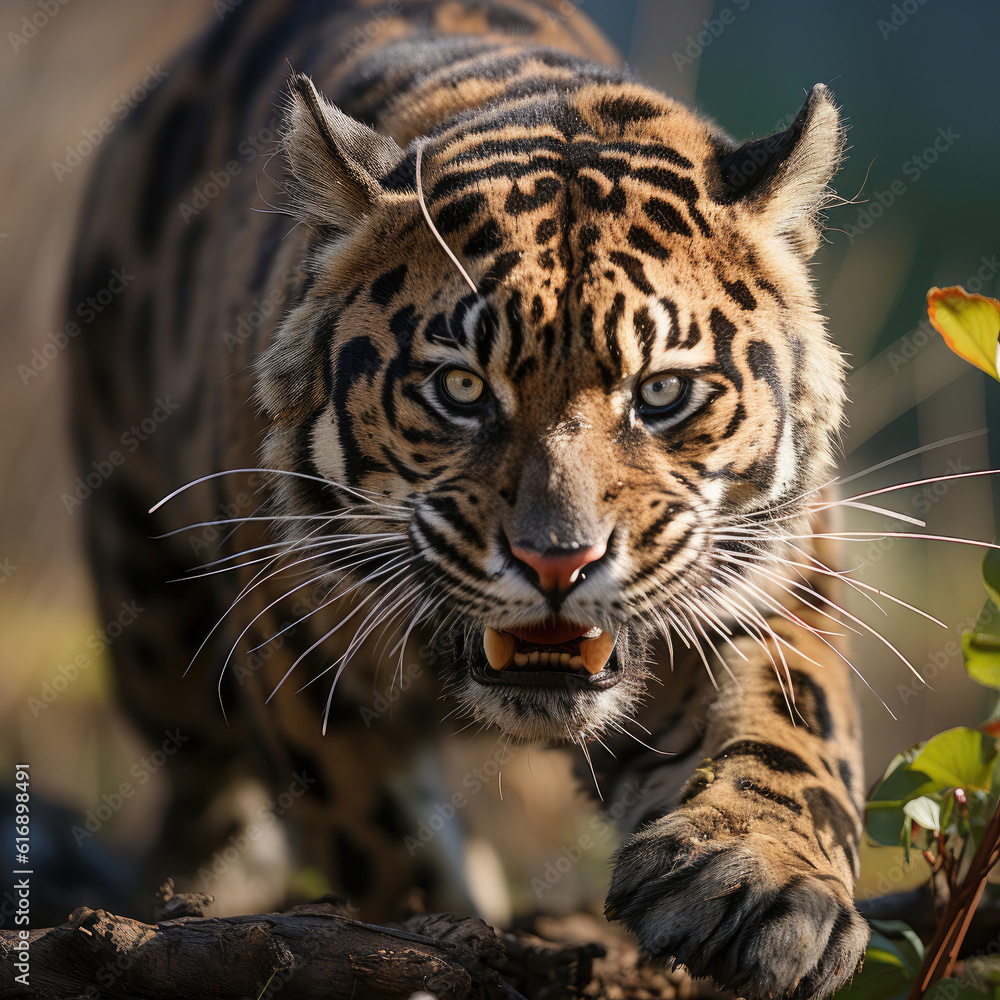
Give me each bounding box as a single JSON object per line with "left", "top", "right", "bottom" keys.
{"left": 837, "top": 293, "right": 1000, "bottom": 997}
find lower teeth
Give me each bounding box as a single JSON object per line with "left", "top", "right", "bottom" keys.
{"left": 510, "top": 650, "right": 577, "bottom": 668}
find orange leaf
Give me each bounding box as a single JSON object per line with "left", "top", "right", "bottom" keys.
{"left": 927, "top": 285, "right": 1000, "bottom": 380}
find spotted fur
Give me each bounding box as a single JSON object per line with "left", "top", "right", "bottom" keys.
{"left": 69, "top": 1, "right": 868, "bottom": 996}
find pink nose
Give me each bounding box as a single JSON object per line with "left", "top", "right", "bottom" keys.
{"left": 510, "top": 542, "right": 607, "bottom": 593}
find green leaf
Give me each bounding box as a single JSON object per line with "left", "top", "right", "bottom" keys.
{"left": 867, "top": 733, "right": 995, "bottom": 847}
{"left": 927, "top": 285, "right": 1000, "bottom": 381}
{"left": 833, "top": 925, "right": 921, "bottom": 1000}
{"left": 940, "top": 791, "right": 956, "bottom": 835}
{"left": 833, "top": 951, "right": 910, "bottom": 1000}
{"left": 982, "top": 553, "right": 1000, "bottom": 612}
{"left": 864, "top": 805, "right": 906, "bottom": 848}
{"left": 965, "top": 598, "right": 1000, "bottom": 692}
{"left": 973, "top": 597, "right": 1000, "bottom": 641}
{"left": 867, "top": 750, "right": 930, "bottom": 846}
{"left": 964, "top": 633, "right": 1000, "bottom": 692}
{"left": 869, "top": 920, "right": 925, "bottom": 965}
{"left": 900, "top": 813, "right": 914, "bottom": 861}
{"left": 965, "top": 954, "right": 1000, "bottom": 989}
{"left": 912, "top": 728, "right": 996, "bottom": 794}
{"left": 904, "top": 795, "right": 942, "bottom": 834}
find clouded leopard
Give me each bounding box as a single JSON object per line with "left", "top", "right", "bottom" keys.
{"left": 68, "top": 0, "right": 870, "bottom": 996}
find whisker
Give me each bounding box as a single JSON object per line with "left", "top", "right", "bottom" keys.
{"left": 187, "top": 529, "right": 408, "bottom": 575}
{"left": 608, "top": 719, "right": 674, "bottom": 757}
{"left": 777, "top": 544, "right": 947, "bottom": 630}
{"left": 673, "top": 593, "right": 744, "bottom": 681}
{"left": 211, "top": 545, "right": 414, "bottom": 713}
{"left": 717, "top": 495, "right": 926, "bottom": 533}
{"left": 714, "top": 567, "right": 898, "bottom": 719}
{"left": 713, "top": 552, "right": 859, "bottom": 637}
{"left": 498, "top": 734, "right": 512, "bottom": 800}
{"left": 154, "top": 512, "right": 408, "bottom": 539}
{"left": 669, "top": 603, "right": 719, "bottom": 689}
{"left": 265, "top": 561, "right": 420, "bottom": 703}
{"left": 182, "top": 533, "right": 342, "bottom": 679}
{"left": 150, "top": 467, "right": 409, "bottom": 514}
{"left": 591, "top": 731, "right": 616, "bottom": 759}
{"left": 837, "top": 468, "right": 1000, "bottom": 506}
{"left": 830, "top": 500, "right": 926, "bottom": 527}
{"left": 318, "top": 578, "right": 430, "bottom": 736}
{"left": 215, "top": 566, "right": 344, "bottom": 707}
{"left": 708, "top": 566, "right": 839, "bottom": 676}
{"left": 578, "top": 738, "right": 603, "bottom": 802}
{"left": 713, "top": 556, "right": 847, "bottom": 638}
{"left": 415, "top": 140, "right": 479, "bottom": 295}
{"left": 388, "top": 590, "right": 448, "bottom": 696}
{"left": 839, "top": 427, "right": 988, "bottom": 485}
{"left": 692, "top": 579, "right": 797, "bottom": 705}
{"left": 245, "top": 548, "right": 415, "bottom": 651}
{"left": 777, "top": 529, "right": 1000, "bottom": 552}
{"left": 309, "top": 568, "right": 427, "bottom": 703}
{"left": 182, "top": 533, "right": 404, "bottom": 581}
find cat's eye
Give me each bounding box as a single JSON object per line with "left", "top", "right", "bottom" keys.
{"left": 442, "top": 368, "right": 485, "bottom": 405}
{"left": 638, "top": 373, "right": 687, "bottom": 413}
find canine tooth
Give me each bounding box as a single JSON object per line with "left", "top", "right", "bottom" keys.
{"left": 484, "top": 628, "right": 516, "bottom": 670}
{"left": 560, "top": 653, "right": 572, "bottom": 666}
{"left": 579, "top": 630, "right": 616, "bottom": 674}
{"left": 569, "top": 655, "right": 584, "bottom": 668}
{"left": 529, "top": 651, "right": 540, "bottom": 665}
{"left": 514, "top": 652, "right": 529, "bottom": 667}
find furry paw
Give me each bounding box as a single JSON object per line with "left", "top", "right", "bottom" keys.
{"left": 605, "top": 817, "right": 869, "bottom": 999}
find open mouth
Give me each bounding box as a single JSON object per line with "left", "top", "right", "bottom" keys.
{"left": 471, "top": 618, "right": 621, "bottom": 689}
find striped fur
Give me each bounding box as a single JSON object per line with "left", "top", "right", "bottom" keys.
{"left": 69, "top": 2, "right": 867, "bottom": 996}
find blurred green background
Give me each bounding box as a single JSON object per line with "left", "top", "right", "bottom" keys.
{"left": 1, "top": 0, "right": 998, "bottom": 923}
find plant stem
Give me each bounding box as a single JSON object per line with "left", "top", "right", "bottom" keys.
{"left": 908, "top": 797, "right": 1000, "bottom": 998}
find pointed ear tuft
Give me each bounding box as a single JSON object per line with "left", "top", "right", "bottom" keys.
{"left": 282, "top": 74, "right": 404, "bottom": 230}
{"left": 713, "top": 84, "right": 844, "bottom": 257}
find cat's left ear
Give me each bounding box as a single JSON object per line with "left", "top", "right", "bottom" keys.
{"left": 712, "top": 84, "right": 844, "bottom": 257}
{"left": 282, "top": 74, "right": 404, "bottom": 231}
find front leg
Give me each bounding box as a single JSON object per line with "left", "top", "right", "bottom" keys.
{"left": 606, "top": 614, "right": 870, "bottom": 1000}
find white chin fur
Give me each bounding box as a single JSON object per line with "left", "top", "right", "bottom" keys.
{"left": 451, "top": 674, "right": 640, "bottom": 745}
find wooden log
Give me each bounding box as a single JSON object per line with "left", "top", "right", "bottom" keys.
{"left": 23, "top": 884, "right": 1000, "bottom": 999}
{"left": 0, "top": 895, "right": 619, "bottom": 1000}
{"left": 0, "top": 904, "right": 527, "bottom": 999}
